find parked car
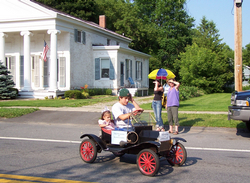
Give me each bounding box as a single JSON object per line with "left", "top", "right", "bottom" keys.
{"left": 228, "top": 90, "right": 250, "bottom": 131}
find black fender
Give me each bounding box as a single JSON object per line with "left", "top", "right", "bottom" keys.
{"left": 119, "top": 141, "right": 161, "bottom": 154}
{"left": 171, "top": 137, "right": 187, "bottom": 143}
{"left": 80, "top": 134, "right": 107, "bottom": 150}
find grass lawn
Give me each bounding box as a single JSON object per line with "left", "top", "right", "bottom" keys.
{"left": 162, "top": 113, "right": 246, "bottom": 129}
{"left": 1, "top": 93, "right": 246, "bottom": 129}
{"left": 0, "top": 108, "right": 39, "bottom": 118}
{"left": 0, "top": 95, "right": 118, "bottom": 107}
{"left": 140, "top": 93, "right": 231, "bottom": 112}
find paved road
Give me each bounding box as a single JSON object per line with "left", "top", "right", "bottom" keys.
{"left": 1, "top": 114, "right": 250, "bottom": 183}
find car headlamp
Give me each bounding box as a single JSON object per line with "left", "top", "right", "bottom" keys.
{"left": 170, "top": 139, "right": 176, "bottom": 145}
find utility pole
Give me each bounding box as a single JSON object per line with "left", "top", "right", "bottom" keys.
{"left": 234, "top": 0, "right": 243, "bottom": 91}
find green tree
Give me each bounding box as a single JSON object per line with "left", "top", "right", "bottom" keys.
{"left": 178, "top": 17, "right": 234, "bottom": 93}
{"left": 0, "top": 62, "right": 17, "bottom": 99}
{"left": 35, "top": 0, "right": 98, "bottom": 22}
{"left": 243, "top": 43, "right": 250, "bottom": 67}
{"left": 113, "top": 0, "right": 194, "bottom": 75}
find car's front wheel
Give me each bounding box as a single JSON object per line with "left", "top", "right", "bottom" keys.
{"left": 137, "top": 149, "right": 159, "bottom": 176}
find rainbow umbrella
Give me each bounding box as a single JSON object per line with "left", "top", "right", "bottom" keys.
{"left": 148, "top": 68, "right": 175, "bottom": 80}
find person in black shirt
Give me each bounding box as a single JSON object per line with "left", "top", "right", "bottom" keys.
{"left": 152, "top": 79, "right": 165, "bottom": 131}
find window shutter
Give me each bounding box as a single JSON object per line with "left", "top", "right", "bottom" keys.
{"left": 74, "top": 29, "right": 78, "bottom": 42}
{"left": 141, "top": 62, "right": 143, "bottom": 80}
{"left": 82, "top": 31, "right": 86, "bottom": 44}
{"left": 130, "top": 60, "right": 132, "bottom": 78}
{"left": 135, "top": 61, "right": 137, "bottom": 80}
{"left": 109, "top": 58, "right": 115, "bottom": 80}
{"left": 20, "top": 56, "right": 24, "bottom": 87}
{"left": 95, "top": 58, "right": 100, "bottom": 80}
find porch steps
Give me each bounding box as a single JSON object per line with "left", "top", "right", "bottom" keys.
{"left": 18, "top": 90, "right": 65, "bottom": 99}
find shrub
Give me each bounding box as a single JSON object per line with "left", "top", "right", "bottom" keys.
{"left": 82, "top": 91, "right": 90, "bottom": 99}
{"left": 0, "top": 63, "right": 17, "bottom": 99}
{"left": 243, "top": 85, "right": 250, "bottom": 91}
{"left": 64, "top": 90, "right": 82, "bottom": 99}
{"left": 105, "top": 89, "right": 112, "bottom": 95}
{"left": 87, "top": 89, "right": 96, "bottom": 96}
{"left": 179, "top": 86, "right": 204, "bottom": 101}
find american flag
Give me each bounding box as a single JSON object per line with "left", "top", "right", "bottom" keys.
{"left": 42, "top": 41, "right": 49, "bottom": 61}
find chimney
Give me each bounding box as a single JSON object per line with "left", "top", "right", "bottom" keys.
{"left": 99, "top": 15, "right": 106, "bottom": 29}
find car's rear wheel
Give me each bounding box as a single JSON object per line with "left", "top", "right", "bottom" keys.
{"left": 79, "top": 139, "right": 97, "bottom": 163}
{"left": 137, "top": 149, "right": 159, "bottom": 176}
{"left": 167, "top": 142, "right": 187, "bottom": 166}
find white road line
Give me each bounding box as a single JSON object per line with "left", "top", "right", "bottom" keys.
{"left": 0, "top": 136, "right": 81, "bottom": 144}
{"left": 186, "top": 147, "right": 250, "bottom": 153}
{"left": 1, "top": 136, "right": 250, "bottom": 153}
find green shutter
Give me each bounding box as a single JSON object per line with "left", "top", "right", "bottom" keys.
{"left": 20, "top": 55, "right": 24, "bottom": 87}
{"left": 82, "top": 31, "right": 86, "bottom": 44}
{"left": 74, "top": 29, "right": 78, "bottom": 42}
{"left": 109, "top": 58, "right": 115, "bottom": 80}
{"left": 95, "top": 58, "right": 100, "bottom": 80}
{"left": 130, "top": 60, "right": 132, "bottom": 78}
{"left": 135, "top": 61, "right": 137, "bottom": 80}
{"left": 141, "top": 62, "right": 142, "bottom": 80}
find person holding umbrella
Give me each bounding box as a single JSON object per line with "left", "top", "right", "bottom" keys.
{"left": 152, "top": 79, "right": 165, "bottom": 131}
{"left": 166, "top": 78, "right": 180, "bottom": 135}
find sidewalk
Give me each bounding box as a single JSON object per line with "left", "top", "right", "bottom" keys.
{"left": 14, "top": 95, "right": 226, "bottom": 115}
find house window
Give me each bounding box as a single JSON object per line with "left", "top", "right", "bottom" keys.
{"left": 116, "top": 41, "right": 120, "bottom": 45}
{"left": 126, "top": 59, "right": 132, "bottom": 80}
{"left": 77, "top": 31, "right": 81, "bottom": 42}
{"left": 95, "top": 58, "right": 115, "bottom": 80}
{"left": 107, "top": 39, "right": 111, "bottom": 46}
{"left": 135, "top": 61, "right": 142, "bottom": 80}
{"left": 101, "top": 58, "right": 110, "bottom": 78}
{"left": 59, "top": 57, "right": 66, "bottom": 87}
{"left": 5, "top": 56, "right": 16, "bottom": 85}
{"left": 74, "top": 29, "right": 86, "bottom": 44}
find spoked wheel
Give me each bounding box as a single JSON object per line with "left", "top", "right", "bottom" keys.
{"left": 137, "top": 149, "right": 160, "bottom": 176}
{"left": 79, "top": 139, "right": 97, "bottom": 163}
{"left": 167, "top": 142, "right": 187, "bottom": 166}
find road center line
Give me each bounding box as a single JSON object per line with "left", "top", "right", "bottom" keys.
{"left": 1, "top": 136, "right": 250, "bottom": 153}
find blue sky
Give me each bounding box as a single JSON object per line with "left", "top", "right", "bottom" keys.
{"left": 185, "top": 0, "right": 250, "bottom": 50}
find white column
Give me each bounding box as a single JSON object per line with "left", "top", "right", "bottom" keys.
{"left": 47, "top": 29, "right": 61, "bottom": 91}
{"left": 0, "top": 32, "right": 8, "bottom": 65}
{"left": 20, "top": 31, "right": 33, "bottom": 91}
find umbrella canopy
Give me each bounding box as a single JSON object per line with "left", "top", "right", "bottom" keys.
{"left": 148, "top": 68, "right": 175, "bottom": 80}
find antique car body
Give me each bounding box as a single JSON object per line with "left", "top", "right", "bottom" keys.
{"left": 79, "top": 120, "right": 187, "bottom": 176}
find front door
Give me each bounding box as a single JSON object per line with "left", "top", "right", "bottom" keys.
{"left": 120, "top": 62, "right": 124, "bottom": 87}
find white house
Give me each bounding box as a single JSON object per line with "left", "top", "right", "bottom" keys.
{"left": 243, "top": 65, "right": 250, "bottom": 86}
{"left": 0, "top": 0, "right": 150, "bottom": 98}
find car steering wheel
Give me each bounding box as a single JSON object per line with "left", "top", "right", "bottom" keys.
{"left": 131, "top": 109, "right": 144, "bottom": 116}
